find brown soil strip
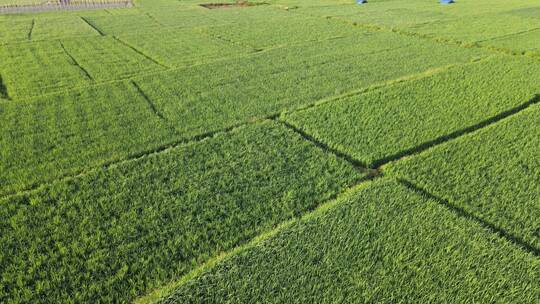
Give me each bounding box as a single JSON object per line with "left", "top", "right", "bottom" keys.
{"left": 200, "top": 2, "right": 265, "bottom": 9}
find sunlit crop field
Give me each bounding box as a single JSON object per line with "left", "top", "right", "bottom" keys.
{"left": 1, "top": 0, "right": 540, "bottom": 303}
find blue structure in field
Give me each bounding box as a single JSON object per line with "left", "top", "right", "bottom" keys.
{"left": 440, "top": 0, "right": 454, "bottom": 4}
{"left": 357, "top": 0, "right": 367, "bottom": 4}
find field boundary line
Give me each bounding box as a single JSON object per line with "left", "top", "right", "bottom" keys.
{"left": 113, "top": 36, "right": 169, "bottom": 68}
{"left": 280, "top": 55, "right": 492, "bottom": 117}
{"left": 278, "top": 119, "right": 375, "bottom": 176}
{"left": 375, "top": 94, "right": 540, "bottom": 168}
{"left": 80, "top": 16, "right": 106, "bottom": 36}
{"left": 0, "top": 58, "right": 502, "bottom": 200}
{"left": 144, "top": 12, "right": 165, "bottom": 27}
{"left": 27, "top": 19, "right": 34, "bottom": 41}
{"left": 59, "top": 41, "right": 94, "bottom": 81}
{"left": 0, "top": 31, "right": 470, "bottom": 103}
{"left": 0, "top": 117, "right": 275, "bottom": 201}
{"left": 318, "top": 14, "right": 540, "bottom": 62}
{"left": 474, "top": 27, "right": 540, "bottom": 44}
{"left": 398, "top": 179, "right": 540, "bottom": 257}
{"left": 0, "top": 75, "right": 9, "bottom": 100}
{"left": 133, "top": 176, "right": 381, "bottom": 304}
{"left": 131, "top": 80, "right": 178, "bottom": 134}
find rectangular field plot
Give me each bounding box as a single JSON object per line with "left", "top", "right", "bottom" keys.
{"left": 480, "top": 29, "right": 540, "bottom": 55}
{"left": 30, "top": 16, "right": 100, "bottom": 41}
{"left": 60, "top": 36, "right": 165, "bottom": 81}
{"left": 201, "top": 16, "right": 362, "bottom": 50}
{"left": 162, "top": 179, "right": 540, "bottom": 304}
{"left": 507, "top": 6, "right": 540, "bottom": 19}
{"left": 342, "top": 8, "right": 448, "bottom": 28}
{"left": 405, "top": 14, "right": 540, "bottom": 43}
{"left": 0, "top": 41, "right": 90, "bottom": 98}
{"left": 0, "top": 121, "right": 362, "bottom": 303}
{"left": 81, "top": 13, "right": 162, "bottom": 35}
{"left": 134, "top": 32, "right": 485, "bottom": 139}
{"left": 118, "top": 28, "right": 251, "bottom": 68}
{"left": 143, "top": 7, "right": 215, "bottom": 28}
{"left": 283, "top": 56, "right": 540, "bottom": 167}
{"left": 204, "top": 5, "right": 298, "bottom": 26}
{"left": 145, "top": 5, "right": 299, "bottom": 29}
{"left": 294, "top": 1, "right": 454, "bottom": 27}
{"left": 0, "top": 81, "right": 176, "bottom": 196}
{"left": 296, "top": 0, "right": 540, "bottom": 25}
{"left": 0, "top": 17, "right": 33, "bottom": 44}
{"left": 387, "top": 105, "right": 540, "bottom": 251}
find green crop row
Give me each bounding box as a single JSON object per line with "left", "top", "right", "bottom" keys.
{"left": 480, "top": 29, "right": 540, "bottom": 56}
{"left": 0, "top": 23, "right": 483, "bottom": 195}
{"left": 134, "top": 31, "right": 485, "bottom": 140}
{"left": 61, "top": 36, "right": 165, "bottom": 80}
{"left": 405, "top": 13, "right": 540, "bottom": 44}
{"left": 200, "top": 15, "right": 363, "bottom": 50}
{"left": 0, "top": 40, "right": 91, "bottom": 98}
{"left": 118, "top": 27, "right": 252, "bottom": 68}
{"left": 0, "top": 121, "right": 361, "bottom": 303}
{"left": 0, "top": 81, "right": 176, "bottom": 196}
{"left": 386, "top": 104, "right": 540, "bottom": 251}
{"left": 0, "top": 35, "right": 164, "bottom": 97}
{"left": 293, "top": 1, "right": 540, "bottom": 56}
{"left": 283, "top": 56, "right": 540, "bottom": 167}
{"left": 0, "top": 15, "right": 103, "bottom": 45}
{"left": 161, "top": 179, "right": 540, "bottom": 303}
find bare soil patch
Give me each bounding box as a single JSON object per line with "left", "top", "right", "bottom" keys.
{"left": 200, "top": 2, "right": 266, "bottom": 9}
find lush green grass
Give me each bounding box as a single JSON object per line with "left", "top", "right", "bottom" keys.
{"left": 386, "top": 105, "right": 540, "bottom": 251}
{"left": 2, "top": 0, "right": 540, "bottom": 303}
{"left": 0, "top": 17, "right": 33, "bottom": 43}
{"left": 30, "top": 16, "right": 100, "bottom": 41}
{"left": 283, "top": 56, "right": 540, "bottom": 167}
{"left": 405, "top": 14, "right": 540, "bottom": 44}
{"left": 297, "top": 4, "right": 449, "bottom": 28}
{"left": 0, "top": 81, "right": 176, "bottom": 196}
{"left": 134, "top": 32, "right": 484, "bottom": 139}
{"left": 118, "top": 27, "right": 252, "bottom": 68}
{"left": 162, "top": 179, "right": 540, "bottom": 303}
{"left": 480, "top": 29, "right": 540, "bottom": 56}
{"left": 82, "top": 13, "right": 164, "bottom": 35}
{"left": 61, "top": 36, "right": 164, "bottom": 80}
{"left": 0, "top": 121, "right": 362, "bottom": 303}
{"left": 0, "top": 40, "right": 91, "bottom": 98}
{"left": 0, "top": 36, "right": 164, "bottom": 97}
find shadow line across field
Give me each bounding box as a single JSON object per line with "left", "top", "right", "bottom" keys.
{"left": 399, "top": 179, "right": 540, "bottom": 258}
{"left": 371, "top": 94, "right": 540, "bottom": 168}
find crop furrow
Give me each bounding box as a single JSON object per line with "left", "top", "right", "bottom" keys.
{"left": 0, "top": 75, "right": 9, "bottom": 100}
{"left": 27, "top": 19, "right": 34, "bottom": 41}
{"left": 374, "top": 94, "right": 540, "bottom": 168}
{"left": 80, "top": 16, "right": 106, "bottom": 36}
{"left": 134, "top": 175, "right": 380, "bottom": 304}
{"left": 59, "top": 41, "right": 94, "bottom": 81}
{"left": 278, "top": 119, "right": 370, "bottom": 172}
{"left": 131, "top": 80, "right": 177, "bottom": 134}
{"left": 398, "top": 179, "right": 540, "bottom": 258}
{"left": 113, "top": 36, "right": 169, "bottom": 68}
{"left": 0, "top": 117, "right": 268, "bottom": 202}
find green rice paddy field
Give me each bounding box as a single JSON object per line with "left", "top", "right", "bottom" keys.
{"left": 1, "top": 0, "right": 540, "bottom": 303}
